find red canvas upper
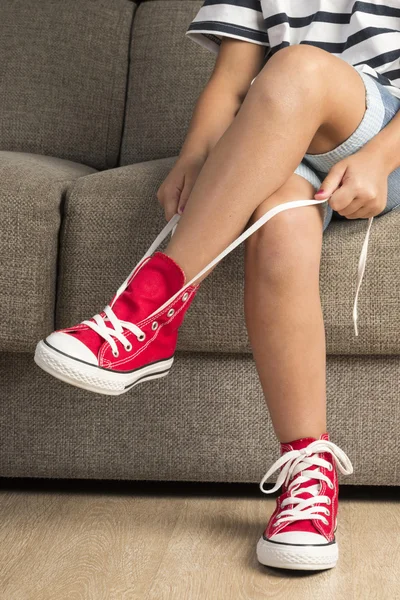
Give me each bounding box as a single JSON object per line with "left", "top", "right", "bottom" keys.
{"left": 56, "top": 252, "right": 199, "bottom": 369}
{"left": 264, "top": 432, "right": 338, "bottom": 542}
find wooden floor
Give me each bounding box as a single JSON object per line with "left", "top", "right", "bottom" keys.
{"left": 0, "top": 479, "right": 398, "bottom": 600}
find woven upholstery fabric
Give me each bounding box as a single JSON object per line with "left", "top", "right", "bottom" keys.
{"left": 120, "top": 0, "right": 214, "bottom": 165}
{"left": 0, "top": 152, "right": 96, "bottom": 352}
{"left": 0, "top": 351, "right": 398, "bottom": 485}
{"left": 56, "top": 160, "right": 400, "bottom": 354}
{"left": 0, "top": 0, "right": 135, "bottom": 169}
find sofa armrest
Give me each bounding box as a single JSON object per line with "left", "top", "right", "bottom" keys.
{"left": 0, "top": 152, "right": 96, "bottom": 352}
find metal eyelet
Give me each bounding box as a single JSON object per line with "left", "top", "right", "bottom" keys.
{"left": 112, "top": 349, "right": 119, "bottom": 358}
{"left": 151, "top": 321, "right": 158, "bottom": 331}
{"left": 325, "top": 509, "right": 330, "bottom": 516}
{"left": 138, "top": 333, "right": 146, "bottom": 342}
{"left": 328, "top": 481, "right": 334, "bottom": 489}
{"left": 182, "top": 292, "right": 189, "bottom": 301}
{"left": 167, "top": 308, "right": 175, "bottom": 317}
{"left": 326, "top": 498, "right": 331, "bottom": 505}
{"left": 328, "top": 464, "right": 333, "bottom": 471}
{"left": 272, "top": 522, "right": 278, "bottom": 527}
{"left": 125, "top": 343, "right": 132, "bottom": 352}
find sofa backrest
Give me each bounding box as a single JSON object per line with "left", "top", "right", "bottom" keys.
{"left": 119, "top": 0, "right": 215, "bottom": 165}
{"left": 0, "top": 0, "right": 135, "bottom": 170}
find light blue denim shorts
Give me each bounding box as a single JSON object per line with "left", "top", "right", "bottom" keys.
{"left": 293, "top": 69, "right": 400, "bottom": 232}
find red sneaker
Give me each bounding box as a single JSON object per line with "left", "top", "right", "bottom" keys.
{"left": 34, "top": 216, "right": 199, "bottom": 395}
{"left": 256, "top": 432, "right": 354, "bottom": 570}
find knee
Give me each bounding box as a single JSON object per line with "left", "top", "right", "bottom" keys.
{"left": 253, "top": 45, "right": 328, "bottom": 100}
{"left": 268, "top": 44, "right": 329, "bottom": 77}
{"left": 245, "top": 206, "right": 323, "bottom": 285}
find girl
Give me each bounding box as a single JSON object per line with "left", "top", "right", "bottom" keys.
{"left": 34, "top": 1, "right": 400, "bottom": 572}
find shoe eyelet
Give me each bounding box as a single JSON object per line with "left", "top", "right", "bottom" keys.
{"left": 182, "top": 292, "right": 189, "bottom": 301}
{"left": 112, "top": 349, "right": 119, "bottom": 358}
{"left": 272, "top": 522, "right": 278, "bottom": 528}
{"left": 328, "top": 464, "right": 333, "bottom": 471}
{"left": 151, "top": 321, "right": 158, "bottom": 331}
{"left": 125, "top": 343, "right": 132, "bottom": 352}
{"left": 323, "top": 518, "right": 329, "bottom": 525}
{"left": 138, "top": 333, "right": 146, "bottom": 341}
{"left": 326, "top": 498, "right": 331, "bottom": 505}
{"left": 325, "top": 509, "right": 330, "bottom": 516}
{"left": 328, "top": 481, "right": 334, "bottom": 489}
{"left": 167, "top": 308, "right": 175, "bottom": 317}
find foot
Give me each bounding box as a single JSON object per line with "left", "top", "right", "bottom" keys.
{"left": 34, "top": 252, "right": 199, "bottom": 395}
{"left": 256, "top": 432, "right": 354, "bottom": 571}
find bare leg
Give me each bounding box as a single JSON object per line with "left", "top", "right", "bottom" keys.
{"left": 244, "top": 174, "right": 326, "bottom": 443}
{"left": 161, "top": 46, "right": 367, "bottom": 445}
{"left": 164, "top": 44, "right": 366, "bottom": 282}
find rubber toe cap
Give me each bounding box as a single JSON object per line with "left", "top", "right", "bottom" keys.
{"left": 268, "top": 531, "right": 329, "bottom": 545}
{"left": 46, "top": 332, "right": 99, "bottom": 365}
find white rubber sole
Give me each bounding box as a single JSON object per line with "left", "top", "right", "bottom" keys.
{"left": 34, "top": 340, "right": 174, "bottom": 396}
{"left": 256, "top": 535, "right": 338, "bottom": 571}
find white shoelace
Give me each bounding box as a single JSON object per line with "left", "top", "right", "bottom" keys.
{"left": 83, "top": 198, "right": 373, "bottom": 353}
{"left": 259, "top": 440, "right": 354, "bottom": 526}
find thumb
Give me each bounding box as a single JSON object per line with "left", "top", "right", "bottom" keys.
{"left": 177, "top": 176, "right": 194, "bottom": 214}
{"left": 314, "top": 162, "right": 347, "bottom": 199}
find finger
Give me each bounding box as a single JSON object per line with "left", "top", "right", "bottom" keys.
{"left": 345, "top": 196, "right": 383, "bottom": 218}
{"left": 328, "top": 185, "right": 356, "bottom": 212}
{"left": 314, "top": 162, "right": 347, "bottom": 199}
{"left": 178, "top": 190, "right": 192, "bottom": 213}
{"left": 177, "top": 175, "right": 194, "bottom": 214}
{"left": 160, "top": 183, "right": 181, "bottom": 203}
{"left": 164, "top": 200, "right": 179, "bottom": 222}
{"left": 338, "top": 197, "right": 365, "bottom": 216}
{"left": 351, "top": 205, "right": 380, "bottom": 218}
{"left": 344, "top": 206, "right": 369, "bottom": 219}
{"left": 177, "top": 195, "right": 188, "bottom": 214}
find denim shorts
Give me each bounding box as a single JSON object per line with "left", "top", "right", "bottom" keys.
{"left": 293, "top": 69, "right": 400, "bottom": 232}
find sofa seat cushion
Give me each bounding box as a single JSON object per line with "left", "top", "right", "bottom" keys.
{"left": 56, "top": 158, "right": 400, "bottom": 355}
{"left": 0, "top": 152, "right": 96, "bottom": 352}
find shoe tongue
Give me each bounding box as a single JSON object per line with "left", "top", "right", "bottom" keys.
{"left": 279, "top": 435, "right": 326, "bottom": 523}
{"left": 68, "top": 252, "right": 186, "bottom": 358}
{"left": 112, "top": 251, "right": 186, "bottom": 323}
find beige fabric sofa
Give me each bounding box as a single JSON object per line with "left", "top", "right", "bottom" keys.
{"left": 0, "top": 0, "right": 398, "bottom": 485}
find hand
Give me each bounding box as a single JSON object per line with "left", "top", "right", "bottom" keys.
{"left": 313, "top": 149, "right": 389, "bottom": 218}
{"left": 156, "top": 153, "right": 207, "bottom": 221}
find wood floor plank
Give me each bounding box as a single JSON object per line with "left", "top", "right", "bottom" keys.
{"left": 145, "top": 495, "right": 354, "bottom": 600}
{"left": 0, "top": 482, "right": 398, "bottom": 600}
{"left": 350, "top": 496, "right": 400, "bottom": 600}
{"left": 0, "top": 488, "right": 185, "bottom": 600}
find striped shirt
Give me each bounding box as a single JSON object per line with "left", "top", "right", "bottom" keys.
{"left": 185, "top": 1, "right": 400, "bottom": 99}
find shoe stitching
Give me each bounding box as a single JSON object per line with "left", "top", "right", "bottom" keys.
{"left": 136, "top": 284, "right": 199, "bottom": 328}
{"left": 100, "top": 289, "right": 196, "bottom": 368}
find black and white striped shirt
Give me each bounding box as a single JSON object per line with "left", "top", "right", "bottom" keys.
{"left": 186, "top": 1, "right": 400, "bottom": 99}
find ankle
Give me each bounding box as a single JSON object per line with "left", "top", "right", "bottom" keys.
{"left": 163, "top": 249, "right": 210, "bottom": 285}
{"left": 162, "top": 249, "right": 188, "bottom": 279}
{"left": 278, "top": 429, "right": 327, "bottom": 445}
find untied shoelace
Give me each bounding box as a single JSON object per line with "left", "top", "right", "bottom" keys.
{"left": 84, "top": 198, "right": 373, "bottom": 350}
{"left": 258, "top": 440, "right": 354, "bottom": 526}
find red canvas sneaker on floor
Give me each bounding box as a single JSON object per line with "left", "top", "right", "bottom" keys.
{"left": 34, "top": 216, "right": 199, "bottom": 395}
{"left": 256, "top": 432, "right": 354, "bottom": 571}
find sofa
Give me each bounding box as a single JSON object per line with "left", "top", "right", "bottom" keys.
{"left": 0, "top": 0, "right": 398, "bottom": 486}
